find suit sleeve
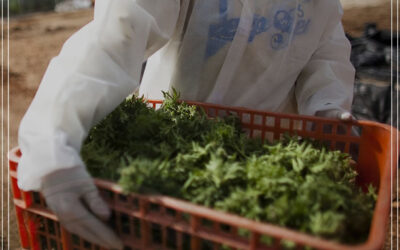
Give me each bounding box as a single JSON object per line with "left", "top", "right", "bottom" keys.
{"left": 18, "top": 0, "right": 181, "bottom": 190}
{"left": 295, "top": 0, "right": 355, "bottom": 116}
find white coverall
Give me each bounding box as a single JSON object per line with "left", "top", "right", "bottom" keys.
{"left": 18, "top": 0, "right": 355, "bottom": 191}
{"left": 17, "top": 0, "right": 355, "bottom": 247}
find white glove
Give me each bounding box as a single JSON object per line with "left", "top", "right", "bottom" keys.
{"left": 315, "top": 109, "right": 354, "bottom": 121}
{"left": 42, "top": 167, "right": 123, "bottom": 249}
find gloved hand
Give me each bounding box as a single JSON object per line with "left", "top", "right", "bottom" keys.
{"left": 316, "top": 109, "right": 360, "bottom": 136}
{"left": 41, "top": 167, "right": 123, "bottom": 249}
{"left": 315, "top": 109, "right": 354, "bottom": 121}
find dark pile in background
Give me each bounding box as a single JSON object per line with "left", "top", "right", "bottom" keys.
{"left": 349, "top": 23, "right": 398, "bottom": 126}
{"left": 81, "top": 92, "right": 376, "bottom": 245}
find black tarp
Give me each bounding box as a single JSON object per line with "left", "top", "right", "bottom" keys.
{"left": 349, "top": 24, "right": 399, "bottom": 128}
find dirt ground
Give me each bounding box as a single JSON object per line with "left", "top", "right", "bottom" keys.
{"left": 342, "top": 0, "right": 393, "bottom": 36}
{"left": 2, "top": 1, "right": 399, "bottom": 249}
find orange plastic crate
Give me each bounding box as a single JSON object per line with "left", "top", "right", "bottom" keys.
{"left": 9, "top": 100, "right": 398, "bottom": 250}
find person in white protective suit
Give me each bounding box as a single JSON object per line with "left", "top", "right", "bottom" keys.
{"left": 17, "top": 0, "right": 355, "bottom": 248}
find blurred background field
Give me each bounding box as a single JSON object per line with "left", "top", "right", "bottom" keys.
{"left": 7, "top": 0, "right": 92, "bottom": 15}
{"left": 1, "top": 0, "right": 398, "bottom": 248}
{"left": 8, "top": 0, "right": 64, "bottom": 15}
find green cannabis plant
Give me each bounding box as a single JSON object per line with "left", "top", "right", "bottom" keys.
{"left": 81, "top": 91, "right": 376, "bottom": 244}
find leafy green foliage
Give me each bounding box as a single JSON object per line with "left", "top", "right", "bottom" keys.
{"left": 81, "top": 91, "right": 376, "bottom": 244}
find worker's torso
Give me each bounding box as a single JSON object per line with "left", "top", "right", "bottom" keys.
{"left": 139, "top": 0, "right": 339, "bottom": 114}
